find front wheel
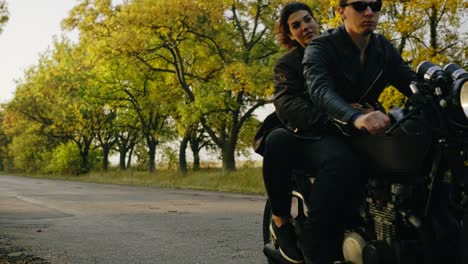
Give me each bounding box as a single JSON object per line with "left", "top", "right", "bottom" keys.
{"left": 262, "top": 198, "right": 274, "bottom": 245}
{"left": 263, "top": 193, "right": 308, "bottom": 245}
{"left": 263, "top": 198, "right": 280, "bottom": 264}
{"left": 262, "top": 195, "right": 309, "bottom": 264}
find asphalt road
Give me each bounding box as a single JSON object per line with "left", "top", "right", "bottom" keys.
{"left": 0, "top": 175, "right": 268, "bottom": 264}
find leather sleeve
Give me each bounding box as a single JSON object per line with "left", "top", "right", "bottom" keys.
{"left": 273, "top": 55, "right": 319, "bottom": 132}
{"left": 384, "top": 40, "right": 417, "bottom": 97}
{"left": 303, "top": 39, "right": 360, "bottom": 125}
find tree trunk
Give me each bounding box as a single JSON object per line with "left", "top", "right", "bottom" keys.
{"left": 179, "top": 132, "right": 189, "bottom": 175}
{"left": 148, "top": 142, "right": 157, "bottom": 173}
{"left": 193, "top": 151, "right": 200, "bottom": 171}
{"left": 119, "top": 148, "right": 127, "bottom": 170}
{"left": 221, "top": 143, "right": 236, "bottom": 172}
{"left": 102, "top": 145, "right": 110, "bottom": 171}
{"left": 127, "top": 147, "right": 133, "bottom": 169}
{"left": 398, "top": 37, "right": 406, "bottom": 55}
{"left": 189, "top": 136, "right": 201, "bottom": 171}
{"left": 80, "top": 145, "right": 91, "bottom": 174}
{"left": 429, "top": 5, "right": 438, "bottom": 50}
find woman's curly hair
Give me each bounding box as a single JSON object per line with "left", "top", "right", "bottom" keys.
{"left": 277, "top": 2, "right": 316, "bottom": 50}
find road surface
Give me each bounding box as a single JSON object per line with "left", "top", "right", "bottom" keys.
{"left": 0, "top": 175, "right": 267, "bottom": 264}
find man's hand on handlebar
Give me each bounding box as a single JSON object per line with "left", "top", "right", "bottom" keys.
{"left": 353, "top": 111, "right": 391, "bottom": 135}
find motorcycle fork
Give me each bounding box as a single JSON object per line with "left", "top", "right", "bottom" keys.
{"left": 423, "top": 145, "right": 443, "bottom": 217}
{"left": 421, "top": 144, "right": 463, "bottom": 264}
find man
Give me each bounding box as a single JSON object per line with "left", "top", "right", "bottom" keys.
{"left": 299, "top": 0, "right": 416, "bottom": 263}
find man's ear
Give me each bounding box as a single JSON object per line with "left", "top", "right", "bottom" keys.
{"left": 338, "top": 6, "right": 345, "bottom": 20}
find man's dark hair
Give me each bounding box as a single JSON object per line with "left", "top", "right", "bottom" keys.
{"left": 277, "top": 2, "right": 315, "bottom": 50}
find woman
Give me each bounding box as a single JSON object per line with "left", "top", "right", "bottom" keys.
{"left": 262, "top": 2, "right": 320, "bottom": 264}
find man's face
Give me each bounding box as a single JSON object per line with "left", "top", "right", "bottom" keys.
{"left": 338, "top": 0, "right": 381, "bottom": 36}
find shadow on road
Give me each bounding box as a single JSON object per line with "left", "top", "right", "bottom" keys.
{"left": 0, "top": 234, "right": 49, "bottom": 264}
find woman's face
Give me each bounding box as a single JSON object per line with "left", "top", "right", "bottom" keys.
{"left": 287, "top": 10, "right": 319, "bottom": 48}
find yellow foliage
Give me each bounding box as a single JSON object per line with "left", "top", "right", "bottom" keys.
{"left": 222, "top": 62, "right": 273, "bottom": 97}
{"left": 379, "top": 86, "right": 407, "bottom": 111}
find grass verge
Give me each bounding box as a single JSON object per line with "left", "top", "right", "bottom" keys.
{"left": 8, "top": 167, "right": 266, "bottom": 195}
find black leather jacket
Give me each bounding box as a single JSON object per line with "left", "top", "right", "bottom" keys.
{"left": 302, "top": 26, "right": 416, "bottom": 130}
{"left": 273, "top": 46, "right": 322, "bottom": 133}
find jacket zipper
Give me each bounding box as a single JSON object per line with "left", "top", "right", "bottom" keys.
{"left": 332, "top": 69, "right": 384, "bottom": 126}
{"left": 358, "top": 70, "right": 383, "bottom": 104}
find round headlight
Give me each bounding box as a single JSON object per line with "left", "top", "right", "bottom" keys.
{"left": 444, "top": 63, "right": 468, "bottom": 125}
{"left": 460, "top": 81, "right": 468, "bottom": 119}
{"left": 449, "top": 78, "right": 468, "bottom": 125}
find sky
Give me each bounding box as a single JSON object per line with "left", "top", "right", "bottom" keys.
{"left": 0, "top": 0, "right": 79, "bottom": 104}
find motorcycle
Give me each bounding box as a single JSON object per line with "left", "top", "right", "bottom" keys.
{"left": 262, "top": 61, "right": 468, "bottom": 264}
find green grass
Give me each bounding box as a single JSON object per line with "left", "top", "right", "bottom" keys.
{"left": 7, "top": 167, "right": 267, "bottom": 195}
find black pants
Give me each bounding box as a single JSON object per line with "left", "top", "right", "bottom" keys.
{"left": 262, "top": 128, "right": 368, "bottom": 264}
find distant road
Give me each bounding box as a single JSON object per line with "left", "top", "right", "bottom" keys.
{"left": 0, "top": 175, "right": 267, "bottom": 264}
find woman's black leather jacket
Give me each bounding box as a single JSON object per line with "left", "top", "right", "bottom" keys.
{"left": 273, "top": 46, "right": 324, "bottom": 134}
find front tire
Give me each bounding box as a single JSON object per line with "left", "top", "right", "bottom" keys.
{"left": 263, "top": 198, "right": 274, "bottom": 245}
{"left": 263, "top": 198, "right": 280, "bottom": 264}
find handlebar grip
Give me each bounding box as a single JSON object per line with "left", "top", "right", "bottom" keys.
{"left": 385, "top": 105, "right": 422, "bottom": 136}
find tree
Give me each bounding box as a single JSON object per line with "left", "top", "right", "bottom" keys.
{"left": 64, "top": 0, "right": 178, "bottom": 173}
{"left": 5, "top": 38, "right": 106, "bottom": 174}
{"left": 0, "top": 107, "right": 11, "bottom": 171}
{"left": 3, "top": 92, "right": 60, "bottom": 173}
{"left": 63, "top": 0, "right": 278, "bottom": 172}
{"left": 112, "top": 0, "right": 279, "bottom": 171}
{"left": 377, "top": 0, "right": 468, "bottom": 109}
{"left": 93, "top": 106, "right": 117, "bottom": 171}
{"left": 115, "top": 126, "right": 140, "bottom": 170}
{"left": 380, "top": 0, "right": 467, "bottom": 66}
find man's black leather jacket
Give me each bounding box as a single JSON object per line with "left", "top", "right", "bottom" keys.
{"left": 301, "top": 26, "right": 416, "bottom": 132}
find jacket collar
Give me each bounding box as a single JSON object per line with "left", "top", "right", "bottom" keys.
{"left": 336, "top": 25, "right": 384, "bottom": 59}
{"left": 290, "top": 45, "right": 305, "bottom": 58}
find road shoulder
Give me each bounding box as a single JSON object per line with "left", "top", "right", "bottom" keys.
{"left": 0, "top": 233, "right": 49, "bottom": 264}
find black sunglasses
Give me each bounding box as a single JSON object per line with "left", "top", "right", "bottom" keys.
{"left": 341, "top": 1, "right": 382, "bottom": 12}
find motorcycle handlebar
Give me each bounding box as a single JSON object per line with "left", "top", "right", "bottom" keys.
{"left": 385, "top": 105, "right": 423, "bottom": 136}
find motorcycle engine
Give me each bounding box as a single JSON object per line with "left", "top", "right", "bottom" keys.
{"left": 343, "top": 183, "right": 412, "bottom": 264}
{"left": 343, "top": 201, "right": 398, "bottom": 264}
{"left": 368, "top": 202, "right": 397, "bottom": 241}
